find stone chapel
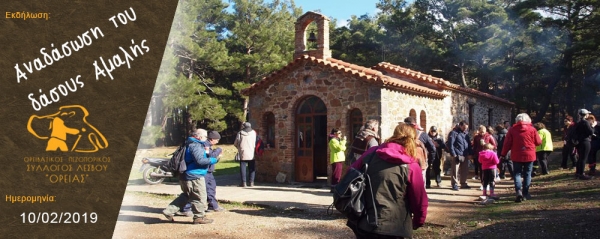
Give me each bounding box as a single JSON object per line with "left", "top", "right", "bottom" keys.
{"left": 241, "top": 12, "right": 513, "bottom": 183}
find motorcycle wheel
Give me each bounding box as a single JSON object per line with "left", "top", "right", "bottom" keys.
{"left": 142, "top": 166, "right": 165, "bottom": 185}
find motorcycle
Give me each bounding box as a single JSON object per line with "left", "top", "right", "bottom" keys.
{"left": 140, "top": 157, "right": 173, "bottom": 185}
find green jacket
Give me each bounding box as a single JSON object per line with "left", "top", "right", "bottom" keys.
{"left": 536, "top": 128, "right": 554, "bottom": 152}
{"left": 329, "top": 137, "right": 347, "bottom": 164}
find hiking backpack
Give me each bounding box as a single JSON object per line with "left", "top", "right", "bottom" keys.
{"left": 328, "top": 150, "right": 379, "bottom": 228}
{"left": 165, "top": 144, "right": 187, "bottom": 177}
{"left": 255, "top": 136, "right": 265, "bottom": 157}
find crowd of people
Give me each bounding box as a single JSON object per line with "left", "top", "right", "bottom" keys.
{"left": 158, "top": 109, "right": 599, "bottom": 236}
{"left": 333, "top": 109, "right": 599, "bottom": 237}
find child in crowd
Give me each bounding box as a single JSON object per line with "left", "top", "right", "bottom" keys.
{"left": 479, "top": 143, "right": 500, "bottom": 200}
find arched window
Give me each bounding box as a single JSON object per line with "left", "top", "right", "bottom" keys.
{"left": 420, "top": 110, "right": 427, "bottom": 130}
{"left": 349, "top": 109, "right": 363, "bottom": 138}
{"left": 263, "top": 112, "right": 276, "bottom": 148}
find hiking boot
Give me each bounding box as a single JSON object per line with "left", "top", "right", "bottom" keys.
{"left": 163, "top": 213, "right": 175, "bottom": 222}
{"left": 193, "top": 217, "right": 214, "bottom": 224}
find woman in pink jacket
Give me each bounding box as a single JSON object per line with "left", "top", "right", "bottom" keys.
{"left": 500, "top": 113, "right": 542, "bottom": 203}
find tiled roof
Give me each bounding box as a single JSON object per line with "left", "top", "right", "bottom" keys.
{"left": 241, "top": 55, "right": 447, "bottom": 98}
{"left": 241, "top": 56, "right": 513, "bottom": 105}
{"left": 374, "top": 62, "right": 514, "bottom": 106}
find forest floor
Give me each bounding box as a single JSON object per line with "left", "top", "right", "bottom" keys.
{"left": 113, "top": 147, "right": 600, "bottom": 239}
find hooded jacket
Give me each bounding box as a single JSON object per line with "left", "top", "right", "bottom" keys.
{"left": 501, "top": 122, "right": 542, "bottom": 162}
{"left": 329, "top": 137, "right": 347, "bottom": 164}
{"left": 479, "top": 150, "right": 500, "bottom": 170}
{"left": 349, "top": 142, "right": 428, "bottom": 237}
{"left": 234, "top": 129, "right": 257, "bottom": 161}
{"left": 182, "top": 137, "right": 218, "bottom": 180}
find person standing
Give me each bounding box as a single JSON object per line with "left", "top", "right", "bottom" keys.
{"left": 234, "top": 122, "right": 257, "bottom": 187}
{"left": 496, "top": 124, "right": 513, "bottom": 179}
{"left": 500, "top": 113, "right": 542, "bottom": 202}
{"left": 205, "top": 131, "right": 225, "bottom": 212}
{"left": 479, "top": 143, "right": 500, "bottom": 200}
{"left": 347, "top": 123, "right": 428, "bottom": 239}
{"left": 329, "top": 128, "right": 347, "bottom": 191}
{"left": 349, "top": 119, "right": 380, "bottom": 164}
{"left": 588, "top": 115, "right": 600, "bottom": 175}
{"left": 427, "top": 126, "right": 445, "bottom": 188}
{"left": 162, "top": 128, "right": 217, "bottom": 224}
{"left": 562, "top": 116, "right": 577, "bottom": 170}
{"left": 534, "top": 123, "right": 553, "bottom": 175}
{"left": 472, "top": 125, "right": 497, "bottom": 182}
{"left": 573, "top": 109, "right": 595, "bottom": 180}
{"left": 447, "top": 121, "right": 473, "bottom": 191}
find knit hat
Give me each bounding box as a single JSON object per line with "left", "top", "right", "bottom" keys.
{"left": 207, "top": 131, "right": 221, "bottom": 140}
{"left": 242, "top": 122, "right": 253, "bottom": 132}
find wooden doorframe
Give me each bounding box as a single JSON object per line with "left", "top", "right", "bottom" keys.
{"left": 294, "top": 96, "right": 327, "bottom": 182}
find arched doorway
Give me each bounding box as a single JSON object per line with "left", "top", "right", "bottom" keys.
{"left": 295, "top": 96, "right": 328, "bottom": 182}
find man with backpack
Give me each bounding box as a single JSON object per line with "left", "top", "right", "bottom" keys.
{"left": 162, "top": 128, "right": 218, "bottom": 224}
{"left": 235, "top": 122, "right": 258, "bottom": 187}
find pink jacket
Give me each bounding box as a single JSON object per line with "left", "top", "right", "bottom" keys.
{"left": 479, "top": 150, "right": 500, "bottom": 170}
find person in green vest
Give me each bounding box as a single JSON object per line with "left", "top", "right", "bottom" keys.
{"left": 329, "top": 128, "right": 347, "bottom": 192}
{"left": 534, "top": 122, "right": 554, "bottom": 175}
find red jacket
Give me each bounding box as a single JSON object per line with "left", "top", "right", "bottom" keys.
{"left": 501, "top": 122, "right": 542, "bottom": 162}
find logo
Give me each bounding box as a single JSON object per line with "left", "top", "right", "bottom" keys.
{"left": 27, "top": 105, "right": 108, "bottom": 152}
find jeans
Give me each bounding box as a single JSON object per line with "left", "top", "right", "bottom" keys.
{"left": 426, "top": 154, "right": 442, "bottom": 186}
{"left": 513, "top": 161, "right": 533, "bottom": 197}
{"left": 163, "top": 177, "right": 207, "bottom": 219}
{"left": 240, "top": 160, "right": 256, "bottom": 184}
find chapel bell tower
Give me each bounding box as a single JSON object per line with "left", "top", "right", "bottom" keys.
{"left": 293, "top": 12, "right": 331, "bottom": 60}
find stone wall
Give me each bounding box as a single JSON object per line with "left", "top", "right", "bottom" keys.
{"left": 247, "top": 61, "right": 380, "bottom": 183}
{"left": 379, "top": 89, "right": 449, "bottom": 139}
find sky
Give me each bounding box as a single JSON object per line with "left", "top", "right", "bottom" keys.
{"left": 292, "top": 0, "right": 381, "bottom": 27}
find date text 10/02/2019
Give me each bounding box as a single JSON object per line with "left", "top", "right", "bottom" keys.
{"left": 20, "top": 212, "right": 97, "bottom": 224}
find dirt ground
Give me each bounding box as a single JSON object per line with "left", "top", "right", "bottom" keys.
{"left": 113, "top": 150, "right": 600, "bottom": 238}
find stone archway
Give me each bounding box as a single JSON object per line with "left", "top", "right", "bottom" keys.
{"left": 295, "top": 95, "right": 328, "bottom": 182}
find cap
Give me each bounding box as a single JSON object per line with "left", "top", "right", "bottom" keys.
{"left": 579, "top": 109, "right": 591, "bottom": 115}
{"left": 430, "top": 126, "right": 437, "bottom": 132}
{"left": 207, "top": 131, "right": 221, "bottom": 140}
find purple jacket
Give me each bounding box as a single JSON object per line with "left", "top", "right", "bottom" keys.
{"left": 350, "top": 142, "right": 428, "bottom": 228}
